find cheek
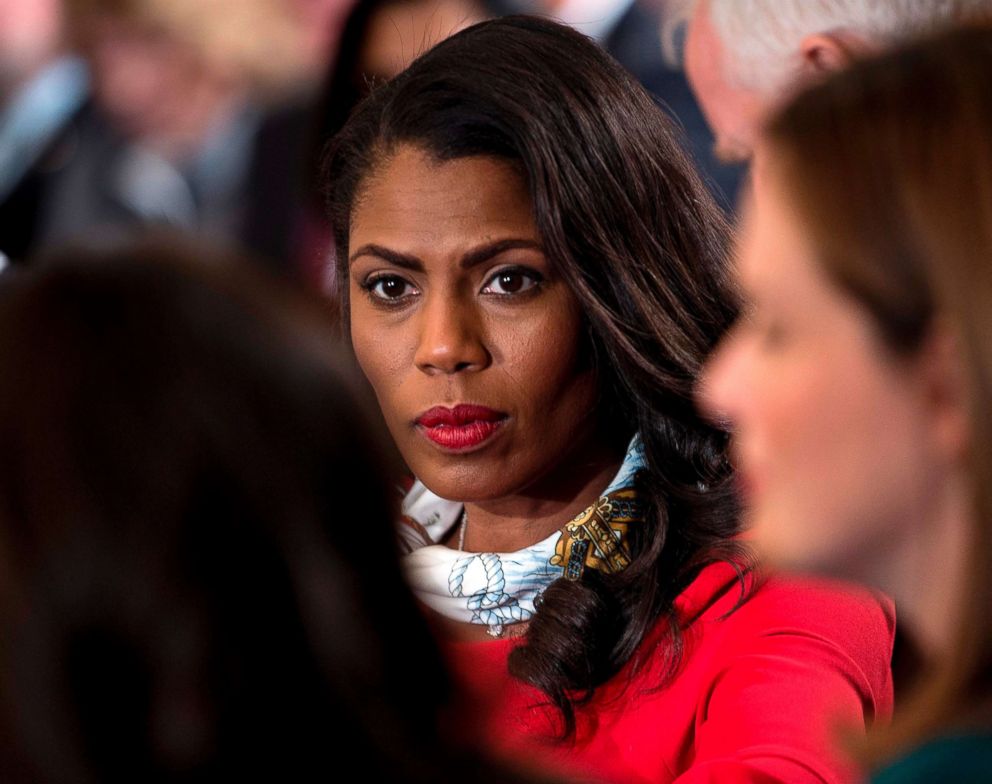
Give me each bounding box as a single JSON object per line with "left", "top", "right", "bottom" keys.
{"left": 754, "top": 362, "right": 929, "bottom": 576}
{"left": 743, "top": 360, "right": 859, "bottom": 560}
{"left": 349, "top": 314, "right": 411, "bottom": 422}
{"left": 739, "top": 340, "right": 864, "bottom": 470}
{"left": 764, "top": 374, "right": 837, "bottom": 464}
{"left": 494, "top": 299, "right": 594, "bottom": 416}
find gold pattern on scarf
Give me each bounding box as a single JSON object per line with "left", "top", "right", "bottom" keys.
{"left": 550, "top": 489, "right": 642, "bottom": 581}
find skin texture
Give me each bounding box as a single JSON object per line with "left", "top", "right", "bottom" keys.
{"left": 698, "top": 150, "right": 969, "bottom": 652}
{"left": 349, "top": 146, "right": 622, "bottom": 566}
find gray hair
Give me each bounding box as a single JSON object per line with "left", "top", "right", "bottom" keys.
{"left": 665, "top": 0, "right": 992, "bottom": 92}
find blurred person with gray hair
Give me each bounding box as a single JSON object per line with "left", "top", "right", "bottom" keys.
{"left": 500, "top": 0, "right": 744, "bottom": 206}
{"left": 675, "top": 0, "right": 992, "bottom": 162}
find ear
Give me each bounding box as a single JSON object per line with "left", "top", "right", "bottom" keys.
{"left": 798, "top": 31, "right": 870, "bottom": 77}
{"left": 918, "top": 325, "right": 970, "bottom": 463}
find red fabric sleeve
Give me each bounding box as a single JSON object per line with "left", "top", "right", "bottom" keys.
{"left": 673, "top": 575, "right": 896, "bottom": 784}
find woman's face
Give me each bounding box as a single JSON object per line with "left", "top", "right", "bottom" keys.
{"left": 347, "top": 145, "right": 600, "bottom": 503}
{"left": 699, "top": 151, "right": 945, "bottom": 581}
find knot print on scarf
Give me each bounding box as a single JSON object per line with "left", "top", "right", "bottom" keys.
{"left": 448, "top": 553, "right": 529, "bottom": 631}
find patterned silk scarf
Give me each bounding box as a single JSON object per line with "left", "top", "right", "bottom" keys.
{"left": 400, "top": 437, "right": 645, "bottom": 637}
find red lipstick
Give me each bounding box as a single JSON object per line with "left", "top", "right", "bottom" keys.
{"left": 735, "top": 471, "right": 756, "bottom": 506}
{"left": 415, "top": 405, "right": 507, "bottom": 451}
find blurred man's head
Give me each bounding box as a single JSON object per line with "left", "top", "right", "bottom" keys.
{"left": 683, "top": 0, "right": 992, "bottom": 161}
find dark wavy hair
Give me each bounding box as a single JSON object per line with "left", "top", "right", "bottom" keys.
{"left": 324, "top": 15, "right": 747, "bottom": 734}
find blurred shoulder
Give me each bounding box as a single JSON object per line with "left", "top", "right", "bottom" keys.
{"left": 681, "top": 561, "right": 896, "bottom": 658}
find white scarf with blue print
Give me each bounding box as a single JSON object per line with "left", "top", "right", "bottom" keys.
{"left": 399, "top": 437, "right": 644, "bottom": 637}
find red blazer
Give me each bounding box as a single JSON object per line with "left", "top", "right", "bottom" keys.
{"left": 445, "top": 563, "right": 895, "bottom": 783}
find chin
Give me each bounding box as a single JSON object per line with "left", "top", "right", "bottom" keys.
{"left": 758, "top": 532, "right": 851, "bottom": 579}
{"left": 409, "top": 460, "right": 509, "bottom": 503}
{"left": 749, "top": 507, "right": 816, "bottom": 572}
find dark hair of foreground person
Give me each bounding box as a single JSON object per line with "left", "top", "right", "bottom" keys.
{"left": 0, "top": 240, "right": 538, "bottom": 782}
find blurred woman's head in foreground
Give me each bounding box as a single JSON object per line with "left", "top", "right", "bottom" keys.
{"left": 702, "top": 22, "right": 992, "bottom": 753}
{"left": 0, "top": 239, "right": 496, "bottom": 781}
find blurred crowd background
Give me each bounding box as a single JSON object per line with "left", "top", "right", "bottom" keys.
{"left": 4, "top": 2, "right": 992, "bottom": 782}
{"left": 0, "top": 0, "right": 741, "bottom": 284}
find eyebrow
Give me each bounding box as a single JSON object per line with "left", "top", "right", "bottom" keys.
{"left": 460, "top": 238, "right": 543, "bottom": 269}
{"left": 348, "top": 244, "right": 422, "bottom": 270}
{"left": 348, "top": 238, "right": 544, "bottom": 270}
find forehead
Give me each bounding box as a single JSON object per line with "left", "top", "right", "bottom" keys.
{"left": 350, "top": 146, "right": 538, "bottom": 252}
{"left": 737, "top": 153, "right": 818, "bottom": 294}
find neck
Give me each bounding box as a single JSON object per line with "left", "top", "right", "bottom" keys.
{"left": 460, "top": 434, "right": 627, "bottom": 553}
{"left": 878, "top": 469, "right": 971, "bottom": 661}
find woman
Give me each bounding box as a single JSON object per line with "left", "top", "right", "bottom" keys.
{"left": 325, "top": 15, "right": 894, "bottom": 784}
{"left": 0, "top": 239, "right": 534, "bottom": 782}
{"left": 701, "top": 24, "right": 992, "bottom": 783}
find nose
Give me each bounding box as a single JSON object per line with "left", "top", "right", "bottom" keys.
{"left": 414, "top": 292, "right": 490, "bottom": 376}
{"left": 697, "top": 332, "right": 749, "bottom": 429}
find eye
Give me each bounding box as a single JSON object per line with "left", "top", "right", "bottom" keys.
{"left": 748, "top": 310, "right": 789, "bottom": 350}
{"left": 481, "top": 267, "right": 543, "bottom": 296}
{"left": 760, "top": 321, "right": 789, "bottom": 349}
{"left": 362, "top": 274, "right": 419, "bottom": 303}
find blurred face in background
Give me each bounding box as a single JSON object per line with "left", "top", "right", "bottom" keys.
{"left": 83, "top": 14, "right": 238, "bottom": 156}
{"left": 347, "top": 145, "right": 603, "bottom": 504}
{"left": 699, "top": 150, "right": 948, "bottom": 583}
{"left": 289, "top": 0, "right": 348, "bottom": 71}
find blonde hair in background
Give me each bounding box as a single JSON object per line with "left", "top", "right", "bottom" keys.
{"left": 65, "top": 0, "right": 310, "bottom": 93}
{"left": 663, "top": 0, "right": 992, "bottom": 91}
{"left": 764, "top": 23, "right": 992, "bottom": 764}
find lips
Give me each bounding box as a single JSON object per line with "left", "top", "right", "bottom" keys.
{"left": 730, "top": 444, "right": 764, "bottom": 508}
{"left": 415, "top": 404, "right": 507, "bottom": 451}
{"left": 735, "top": 470, "right": 757, "bottom": 505}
